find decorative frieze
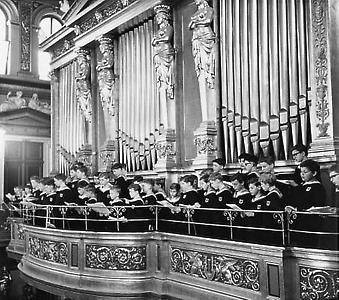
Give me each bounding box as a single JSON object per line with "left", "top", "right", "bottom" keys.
{"left": 28, "top": 236, "right": 68, "bottom": 265}
{"left": 52, "top": 39, "right": 75, "bottom": 60}
{"left": 77, "top": 0, "right": 137, "bottom": 35}
{"left": 312, "top": 0, "right": 330, "bottom": 137}
{"left": 171, "top": 247, "right": 260, "bottom": 291}
{"left": 86, "top": 245, "right": 146, "bottom": 270}
{"left": 300, "top": 266, "right": 338, "bottom": 300}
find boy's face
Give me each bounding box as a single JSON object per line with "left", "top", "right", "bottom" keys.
{"left": 259, "top": 162, "right": 273, "bottom": 173}
{"left": 180, "top": 181, "right": 191, "bottom": 192}
{"left": 142, "top": 183, "right": 152, "bottom": 193}
{"left": 45, "top": 185, "right": 54, "bottom": 193}
{"left": 260, "top": 182, "right": 270, "bottom": 192}
{"left": 112, "top": 168, "right": 122, "bottom": 177}
{"left": 76, "top": 170, "right": 84, "bottom": 179}
{"left": 31, "top": 180, "right": 38, "bottom": 189}
{"left": 210, "top": 179, "right": 219, "bottom": 191}
{"left": 300, "top": 167, "right": 315, "bottom": 182}
{"left": 199, "top": 180, "right": 208, "bottom": 190}
{"left": 243, "top": 161, "right": 254, "bottom": 173}
{"left": 54, "top": 178, "right": 62, "bottom": 187}
{"left": 78, "top": 187, "right": 85, "bottom": 195}
{"left": 248, "top": 183, "right": 260, "bottom": 196}
{"left": 169, "top": 189, "right": 178, "bottom": 198}
{"left": 129, "top": 188, "right": 137, "bottom": 198}
{"left": 99, "top": 177, "right": 109, "bottom": 186}
{"left": 212, "top": 162, "right": 222, "bottom": 172}
{"left": 231, "top": 180, "right": 242, "bottom": 191}
{"left": 109, "top": 189, "right": 119, "bottom": 200}
{"left": 292, "top": 150, "right": 306, "bottom": 163}
{"left": 70, "top": 169, "right": 77, "bottom": 179}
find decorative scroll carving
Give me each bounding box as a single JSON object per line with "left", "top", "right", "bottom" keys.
{"left": 77, "top": 0, "right": 137, "bottom": 35}
{"left": 99, "top": 140, "right": 115, "bottom": 170}
{"left": 300, "top": 267, "right": 338, "bottom": 300}
{"left": 189, "top": 0, "right": 217, "bottom": 122}
{"left": 156, "top": 140, "right": 176, "bottom": 160}
{"left": 152, "top": 5, "right": 175, "bottom": 130}
{"left": 20, "top": 1, "right": 31, "bottom": 71}
{"left": 57, "top": 145, "right": 76, "bottom": 165}
{"left": 28, "top": 236, "right": 68, "bottom": 265}
{"left": 312, "top": 0, "right": 330, "bottom": 137}
{"left": 75, "top": 48, "right": 92, "bottom": 122}
{"left": 76, "top": 144, "right": 93, "bottom": 169}
{"left": 171, "top": 247, "right": 260, "bottom": 291}
{"left": 194, "top": 136, "right": 216, "bottom": 155}
{"left": 86, "top": 245, "right": 146, "bottom": 270}
{"left": 97, "top": 36, "right": 116, "bottom": 142}
{"left": 52, "top": 39, "right": 75, "bottom": 59}
{"left": 17, "top": 224, "right": 25, "bottom": 240}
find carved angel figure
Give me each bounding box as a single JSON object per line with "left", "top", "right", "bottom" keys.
{"left": 28, "top": 93, "right": 51, "bottom": 114}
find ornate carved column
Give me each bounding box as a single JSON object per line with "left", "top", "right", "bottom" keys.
{"left": 308, "top": 0, "right": 339, "bottom": 162}
{"left": 49, "top": 70, "right": 60, "bottom": 173}
{"left": 152, "top": 5, "right": 177, "bottom": 170}
{"left": 189, "top": 0, "right": 218, "bottom": 169}
{"left": 75, "top": 48, "right": 92, "bottom": 143}
{"left": 18, "top": 0, "right": 32, "bottom": 74}
{"left": 75, "top": 48, "right": 93, "bottom": 172}
{"left": 96, "top": 36, "right": 118, "bottom": 171}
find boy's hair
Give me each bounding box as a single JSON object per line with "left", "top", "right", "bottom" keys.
{"left": 109, "top": 184, "right": 121, "bottom": 194}
{"left": 259, "top": 156, "right": 275, "bottom": 165}
{"left": 133, "top": 175, "right": 144, "bottom": 182}
{"left": 142, "top": 178, "right": 155, "bottom": 186}
{"left": 111, "top": 162, "right": 124, "bottom": 170}
{"left": 76, "top": 165, "right": 88, "bottom": 175}
{"left": 77, "top": 181, "right": 89, "bottom": 189}
{"left": 244, "top": 154, "right": 258, "bottom": 165}
{"left": 230, "top": 172, "right": 247, "bottom": 184}
{"left": 199, "top": 174, "right": 210, "bottom": 183}
{"left": 259, "top": 172, "right": 277, "bottom": 186}
{"left": 199, "top": 168, "right": 214, "bottom": 177}
{"left": 180, "top": 174, "right": 196, "bottom": 186}
{"left": 291, "top": 143, "right": 308, "bottom": 155}
{"left": 42, "top": 177, "right": 55, "bottom": 187}
{"left": 30, "top": 175, "right": 40, "bottom": 181}
{"left": 212, "top": 158, "right": 225, "bottom": 166}
{"left": 169, "top": 183, "right": 180, "bottom": 192}
{"left": 83, "top": 184, "right": 96, "bottom": 195}
{"left": 247, "top": 177, "right": 261, "bottom": 187}
{"left": 54, "top": 173, "right": 67, "bottom": 181}
{"left": 300, "top": 159, "right": 320, "bottom": 174}
{"left": 98, "top": 172, "right": 111, "bottom": 179}
{"left": 128, "top": 183, "right": 141, "bottom": 193}
{"left": 208, "top": 172, "right": 223, "bottom": 182}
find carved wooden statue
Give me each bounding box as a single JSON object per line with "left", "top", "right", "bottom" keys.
{"left": 152, "top": 5, "right": 175, "bottom": 131}
{"left": 75, "top": 48, "right": 92, "bottom": 122}
{"left": 189, "top": 0, "right": 216, "bottom": 122}
{"left": 97, "top": 36, "right": 116, "bottom": 142}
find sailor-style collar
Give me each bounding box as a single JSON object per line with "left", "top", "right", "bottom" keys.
{"left": 267, "top": 187, "right": 283, "bottom": 198}
{"left": 234, "top": 189, "right": 250, "bottom": 198}
{"left": 57, "top": 186, "right": 71, "bottom": 192}
{"left": 46, "top": 192, "right": 56, "bottom": 197}
{"left": 129, "top": 197, "right": 144, "bottom": 204}
{"left": 99, "top": 185, "right": 111, "bottom": 193}
{"left": 204, "top": 190, "right": 216, "bottom": 196}
{"left": 216, "top": 187, "right": 231, "bottom": 196}
{"left": 109, "top": 198, "right": 123, "bottom": 204}
{"left": 168, "top": 197, "right": 180, "bottom": 204}
{"left": 302, "top": 180, "right": 321, "bottom": 186}
{"left": 251, "top": 194, "right": 265, "bottom": 202}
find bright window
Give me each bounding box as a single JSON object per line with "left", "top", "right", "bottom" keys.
{"left": 38, "top": 16, "right": 62, "bottom": 80}
{"left": 0, "top": 9, "right": 9, "bottom": 74}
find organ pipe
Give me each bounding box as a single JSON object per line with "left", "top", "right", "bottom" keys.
{"left": 219, "top": 0, "right": 312, "bottom": 162}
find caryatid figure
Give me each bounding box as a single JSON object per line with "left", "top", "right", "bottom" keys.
{"left": 189, "top": 0, "right": 217, "bottom": 122}
{"left": 152, "top": 4, "right": 175, "bottom": 131}
{"left": 97, "top": 36, "right": 116, "bottom": 142}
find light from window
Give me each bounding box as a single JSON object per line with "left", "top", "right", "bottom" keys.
{"left": 38, "top": 16, "right": 62, "bottom": 80}
{"left": 0, "top": 9, "right": 9, "bottom": 74}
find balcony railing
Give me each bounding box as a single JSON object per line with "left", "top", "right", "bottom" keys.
{"left": 7, "top": 203, "right": 338, "bottom": 250}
